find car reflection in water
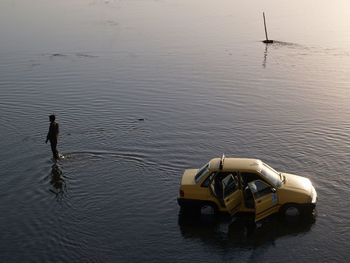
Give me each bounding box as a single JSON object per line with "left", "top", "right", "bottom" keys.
{"left": 49, "top": 164, "right": 66, "bottom": 200}
{"left": 178, "top": 211, "right": 316, "bottom": 249}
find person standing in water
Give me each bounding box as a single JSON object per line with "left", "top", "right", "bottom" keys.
{"left": 46, "top": 114, "right": 59, "bottom": 160}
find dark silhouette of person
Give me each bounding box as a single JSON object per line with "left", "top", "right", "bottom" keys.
{"left": 46, "top": 114, "right": 59, "bottom": 159}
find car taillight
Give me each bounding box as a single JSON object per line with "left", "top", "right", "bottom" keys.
{"left": 180, "top": 190, "right": 184, "bottom": 197}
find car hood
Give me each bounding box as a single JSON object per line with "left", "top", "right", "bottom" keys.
{"left": 181, "top": 169, "right": 198, "bottom": 185}
{"left": 280, "top": 172, "right": 313, "bottom": 195}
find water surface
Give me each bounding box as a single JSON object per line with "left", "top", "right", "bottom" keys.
{"left": 1, "top": 0, "right": 350, "bottom": 262}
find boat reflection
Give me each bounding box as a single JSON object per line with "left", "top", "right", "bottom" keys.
{"left": 178, "top": 211, "right": 315, "bottom": 248}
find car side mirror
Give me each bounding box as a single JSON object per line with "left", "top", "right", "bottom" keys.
{"left": 271, "top": 188, "right": 276, "bottom": 193}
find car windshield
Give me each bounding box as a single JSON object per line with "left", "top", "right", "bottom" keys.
{"left": 195, "top": 163, "right": 210, "bottom": 183}
{"left": 260, "top": 163, "right": 282, "bottom": 187}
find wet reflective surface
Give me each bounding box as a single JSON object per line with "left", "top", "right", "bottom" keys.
{"left": 1, "top": 0, "right": 350, "bottom": 262}
{"left": 178, "top": 212, "right": 316, "bottom": 250}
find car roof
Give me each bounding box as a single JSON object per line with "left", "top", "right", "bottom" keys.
{"left": 208, "top": 157, "right": 262, "bottom": 172}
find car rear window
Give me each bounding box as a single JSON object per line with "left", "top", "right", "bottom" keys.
{"left": 195, "top": 163, "right": 210, "bottom": 183}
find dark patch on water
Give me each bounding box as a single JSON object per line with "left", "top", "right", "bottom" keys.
{"left": 178, "top": 213, "right": 315, "bottom": 249}
{"left": 75, "top": 53, "right": 99, "bottom": 58}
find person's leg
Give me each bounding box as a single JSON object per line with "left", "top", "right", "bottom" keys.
{"left": 50, "top": 139, "right": 59, "bottom": 159}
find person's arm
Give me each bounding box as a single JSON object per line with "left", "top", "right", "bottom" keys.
{"left": 46, "top": 124, "right": 52, "bottom": 143}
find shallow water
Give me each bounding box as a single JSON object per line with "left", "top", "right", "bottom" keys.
{"left": 1, "top": 0, "right": 350, "bottom": 262}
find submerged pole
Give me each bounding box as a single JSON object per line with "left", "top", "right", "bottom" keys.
{"left": 262, "top": 12, "right": 273, "bottom": 43}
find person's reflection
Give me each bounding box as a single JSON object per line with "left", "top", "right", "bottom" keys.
{"left": 50, "top": 164, "right": 66, "bottom": 198}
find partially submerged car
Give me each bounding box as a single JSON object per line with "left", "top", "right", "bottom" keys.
{"left": 177, "top": 155, "right": 317, "bottom": 222}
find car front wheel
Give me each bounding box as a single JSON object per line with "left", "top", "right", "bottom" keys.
{"left": 280, "top": 204, "right": 301, "bottom": 218}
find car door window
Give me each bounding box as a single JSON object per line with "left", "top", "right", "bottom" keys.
{"left": 201, "top": 172, "right": 215, "bottom": 187}
{"left": 209, "top": 172, "right": 238, "bottom": 199}
{"left": 222, "top": 173, "right": 239, "bottom": 198}
{"left": 240, "top": 172, "right": 261, "bottom": 188}
{"left": 248, "top": 180, "right": 273, "bottom": 199}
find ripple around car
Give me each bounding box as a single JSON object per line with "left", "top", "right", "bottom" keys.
{"left": 177, "top": 156, "right": 317, "bottom": 222}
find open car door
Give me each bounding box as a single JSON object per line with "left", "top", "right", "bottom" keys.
{"left": 248, "top": 180, "right": 279, "bottom": 222}
{"left": 222, "top": 174, "right": 242, "bottom": 215}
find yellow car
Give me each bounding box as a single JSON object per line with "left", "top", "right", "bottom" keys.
{"left": 177, "top": 155, "right": 317, "bottom": 222}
